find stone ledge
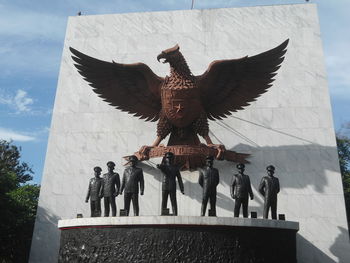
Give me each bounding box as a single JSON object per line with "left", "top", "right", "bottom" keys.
{"left": 58, "top": 216, "right": 299, "bottom": 231}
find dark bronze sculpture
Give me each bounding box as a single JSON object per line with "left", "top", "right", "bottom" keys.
{"left": 70, "top": 40, "right": 288, "bottom": 170}
{"left": 231, "top": 163, "right": 254, "bottom": 218}
{"left": 85, "top": 166, "right": 103, "bottom": 217}
{"left": 157, "top": 152, "right": 184, "bottom": 215}
{"left": 101, "top": 161, "right": 120, "bottom": 217}
{"left": 120, "top": 156, "right": 144, "bottom": 216}
{"left": 198, "top": 156, "right": 219, "bottom": 216}
{"left": 259, "top": 165, "right": 280, "bottom": 219}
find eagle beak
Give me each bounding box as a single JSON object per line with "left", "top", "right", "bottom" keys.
{"left": 157, "top": 53, "right": 167, "bottom": 63}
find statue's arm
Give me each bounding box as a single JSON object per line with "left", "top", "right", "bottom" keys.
{"left": 215, "top": 169, "right": 220, "bottom": 186}
{"left": 276, "top": 178, "right": 280, "bottom": 194}
{"left": 258, "top": 178, "right": 265, "bottom": 197}
{"left": 99, "top": 180, "right": 104, "bottom": 199}
{"left": 115, "top": 173, "right": 120, "bottom": 196}
{"left": 177, "top": 170, "right": 185, "bottom": 194}
{"left": 139, "top": 170, "right": 145, "bottom": 195}
{"left": 248, "top": 177, "right": 254, "bottom": 200}
{"left": 120, "top": 171, "right": 126, "bottom": 195}
{"left": 230, "top": 176, "right": 236, "bottom": 199}
{"left": 85, "top": 181, "right": 91, "bottom": 202}
{"left": 198, "top": 169, "right": 203, "bottom": 187}
{"left": 157, "top": 164, "right": 166, "bottom": 172}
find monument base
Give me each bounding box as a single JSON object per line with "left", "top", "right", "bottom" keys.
{"left": 58, "top": 216, "right": 299, "bottom": 263}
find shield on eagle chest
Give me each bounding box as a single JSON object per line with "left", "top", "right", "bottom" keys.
{"left": 161, "top": 87, "right": 203, "bottom": 128}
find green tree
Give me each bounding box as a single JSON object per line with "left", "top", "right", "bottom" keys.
{"left": 0, "top": 140, "right": 40, "bottom": 263}
{"left": 336, "top": 134, "right": 350, "bottom": 227}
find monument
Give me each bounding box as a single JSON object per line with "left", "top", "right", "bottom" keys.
{"left": 30, "top": 3, "right": 350, "bottom": 263}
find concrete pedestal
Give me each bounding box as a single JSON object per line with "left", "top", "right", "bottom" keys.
{"left": 58, "top": 217, "right": 299, "bottom": 263}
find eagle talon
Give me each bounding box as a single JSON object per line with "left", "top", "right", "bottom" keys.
{"left": 208, "top": 144, "right": 226, "bottom": 160}
{"left": 136, "top": 145, "right": 153, "bottom": 160}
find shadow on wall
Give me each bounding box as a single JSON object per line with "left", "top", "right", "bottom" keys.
{"left": 330, "top": 227, "right": 350, "bottom": 263}
{"left": 297, "top": 234, "right": 335, "bottom": 263}
{"left": 139, "top": 142, "right": 341, "bottom": 212}
{"left": 29, "top": 206, "right": 60, "bottom": 263}
{"left": 297, "top": 228, "right": 350, "bottom": 263}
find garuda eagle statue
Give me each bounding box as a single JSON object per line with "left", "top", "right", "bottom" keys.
{"left": 70, "top": 40, "right": 288, "bottom": 169}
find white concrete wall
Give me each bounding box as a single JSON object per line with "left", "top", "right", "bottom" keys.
{"left": 30, "top": 4, "right": 350, "bottom": 262}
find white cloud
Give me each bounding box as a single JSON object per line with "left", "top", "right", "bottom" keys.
{"left": 0, "top": 89, "right": 33, "bottom": 113}
{"left": 0, "top": 128, "right": 36, "bottom": 142}
{"left": 14, "top": 89, "right": 33, "bottom": 112}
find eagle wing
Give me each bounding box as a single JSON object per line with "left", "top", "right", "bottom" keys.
{"left": 70, "top": 47, "right": 164, "bottom": 121}
{"left": 196, "top": 39, "right": 289, "bottom": 120}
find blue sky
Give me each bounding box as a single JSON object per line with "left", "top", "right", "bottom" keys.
{"left": 0, "top": 0, "right": 349, "bottom": 184}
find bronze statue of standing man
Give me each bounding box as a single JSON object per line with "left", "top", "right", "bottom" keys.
{"left": 198, "top": 156, "right": 219, "bottom": 216}
{"left": 259, "top": 165, "right": 280, "bottom": 219}
{"left": 120, "top": 156, "right": 144, "bottom": 216}
{"left": 101, "top": 161, "right": 120, "bottom": 217}
{"left": 85, "top": 166, "right": 103, "bottom": 217}
{"left": 157, "top": 152, "right": 184, "bottom": 216}
{"left": 231, "top": 163, "right": 254, "bottom": 218}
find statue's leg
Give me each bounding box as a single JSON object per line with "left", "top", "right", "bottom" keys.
{"left": 170, "top": 191, "right": 178, "bottom": 216}
{"left": 242, "top": 197, "right": 249, "bottom": 218}
{"left": 263, "top": 200, "right": 269, "bottom": 219}
{"left": 271, "top": 197, "right": 277, "bottom": 219}
{"left": 209, "top": 192, "right": 217, "bottom": 216}
{"left": 124, "top": 193, "right": 131, "bottom": 216}
{"left": 132, "top": 193, "right": 139, "bottom": 216}
{"left": 104, "top": 197, "right": 110, "bottom": 217}
{"left": 234, "top": 198, "right": 241, "bottom": 217}
{"left": 111, "top": 197, "right": 117, "bottom": 217}
{"left": 201, "top": 194, "right": 209, "bottom": 216}
{"left": 161, "top": 191, "right": 169, "bottom": 215}
{"left": 90, "top": 201, "right": 94, "bottom": 217}
{"left": 96, "top": 200, "right": 101, "bottom": 217}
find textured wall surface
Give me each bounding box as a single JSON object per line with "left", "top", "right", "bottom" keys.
{"left": 30, "top": 4, "right": 350, "bottom": 263}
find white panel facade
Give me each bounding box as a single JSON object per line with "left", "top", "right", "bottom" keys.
{"left": 30, "top": 4, "right": 350, "bottom": 262}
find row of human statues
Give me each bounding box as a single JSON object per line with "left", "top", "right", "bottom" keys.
{"left": 85, "top": 152, "right": 280, "bottom": 219}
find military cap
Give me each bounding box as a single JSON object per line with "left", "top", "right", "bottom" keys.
{"left": 165, "top": 152, "right": 174, "bottom": 159}
{"left": 236, "top": 163, "right": 245, "bottom": 169}
{"left": 266, "top": 165, "right": 275, "bottom": 171}
{"left": 106, "top": 161, "right": 115, "bottom": 167}
{"left": 206, "top": 156, "right": 214, "bottom": 161}
{"left": 94, "top": 166, "right": 102, "bottom": 172}
{"left": 129, "top": 155, "right": 138, "bottom": 162}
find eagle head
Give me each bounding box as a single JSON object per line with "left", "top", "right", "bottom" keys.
{"left": 157, "top": 44, "right": 180, "bottom": 64}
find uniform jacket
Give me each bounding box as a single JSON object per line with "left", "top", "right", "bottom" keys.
{"left": 198, "top": 167, "right": 219, "bottom": 195}
{"left": 101, "top": 172, "right": 120, "bottom": 197}
{"left": 86, "top": 177, "right": 103, "bottom": 201}
{"left": 120, "top": 166, "right": 144, "bottom": 194}
{"left": 231, "top": 173, "right": 253, "bottom": 199}
{"left": 258, "top": 176, "right": 280, "bottom": 201}
{"left": 158, "top": 164, "right": 184, "bottom": 192}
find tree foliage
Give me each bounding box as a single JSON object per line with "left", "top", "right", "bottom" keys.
{"left": 0, "top": 140, "right": 40, "bottom": 263}
{"left": 336, "top": 134, "right": 350, "bottom": 226}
